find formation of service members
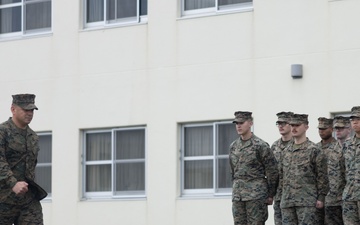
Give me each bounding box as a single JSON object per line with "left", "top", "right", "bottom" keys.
{"left": 229, "top": 106, "right": 360, "bottom": 225}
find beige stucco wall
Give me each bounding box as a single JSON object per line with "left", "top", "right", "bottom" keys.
{"left": 1, "top": 0, "right": 360, "bottom": 224}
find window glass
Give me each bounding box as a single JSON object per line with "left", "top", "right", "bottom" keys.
{"left": 35, "top": 133, "right": 52, "bottom": 197}
{"left": 181, "top": 122, "right": 237, "bottom": 195}
{"left": 84, "top": 127, "right": 146, "bottom": 198}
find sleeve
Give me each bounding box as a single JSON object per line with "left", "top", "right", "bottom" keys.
{"left": 0, "top": 128, "right": 18, "bottom": 189}
{"left": 261, "top": 143, "right": 279, "bottom": 198}
{"left": 315, "top": 147, "right": 329, "bottom": 202}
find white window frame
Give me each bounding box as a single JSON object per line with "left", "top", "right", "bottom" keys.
{"left": 82, "top": 126, "right": 147, "bottom": 200}
{"left": 83, "top": 0, "right": 148, "bottom": 29}
{"left": 0, "top": 0, "right": 52, "bottom": 39}
{"left": 36, "top": 132, "right": 52, "bottom": 199}
{"left": 181, "top": 0, "right": 253, "bottom": 17}
{"left": 180, "top": 121, "right": 236, "bottom": 197}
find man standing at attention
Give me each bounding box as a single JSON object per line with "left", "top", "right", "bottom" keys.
{"left": 280, "top": 114, "right": 329, "bottom": 224}
{"left": 229, "top": 111, "right": 278, "bottom": 225}
{"left": 0, "top": 94, "right": 45, "bottom": 224}
{"left": 271, "top": 111, "right": 293, "bottom": 225}
{"left": 342, "top": 106, "right": 360, "bottom": 224}
{"left": 333, "top": 116, "right": 351, "bottom": 146}
{"left": 317, "top": 117, "right": 344, "bottom": 224}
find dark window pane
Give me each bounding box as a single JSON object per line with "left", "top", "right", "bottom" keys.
{"left": 38, "top": 135, "right": 52, "bottom": 164}
{"left": 87, "top": 0, "right": 104, "bottom": 22}
{"left": 218, "top": 123, "right": 237, "bottom": 155}
{"left": 25, "top": 1, "right": 51, "bottom": 31}
{"left": 0, "top": 6, "right": 21, "bottom": 34}
{"left": 184, "top": 160, "right": 213, "bottom": 189}
{"left": 184, "top": 126, "right": 213, "bottom": 156}
{"left": 0, "top": 0, "right": 21, "bottom": 5}
{"left": 86, "top": 164, "right": 111, "bottom": 192}
{"left": 86, "top": 132, "right": 112, "bottom": 161}
{"left": 115, "top": 129, "right": 145, "bottom": 159}
{"left": 140, "top": 0, "right": 147, "bottom": 16}
{"left": 184, "top": 0, "right": 215, "bottom": 11}
{"left": 35, "top": 166, "right": 52, "bottom": 193}
{"left": 116, "top": 162, "right": 145, "bottom": 191}
{"left": 217, "top": 158, "right": 232, "bottom": 188}
{"left": 218, "top": 0, "right": 251, "bottom": 6}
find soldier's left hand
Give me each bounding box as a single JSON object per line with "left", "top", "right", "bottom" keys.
{"left": 315, "top": 200, "right": 324, "bottom": 209}
{"left": 266, "top": 197, "right": 273, "bottom": 205}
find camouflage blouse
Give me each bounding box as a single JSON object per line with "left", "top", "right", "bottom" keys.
{"left": 229, "top": 134, "right": 278, "bottom": 201}
{"left": 0, "top": 117, "right": 40, "bottom": 204}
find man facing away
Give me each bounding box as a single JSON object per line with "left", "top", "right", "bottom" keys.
{"left": 342, "top": 106, "right": 360, "bottom": 224}
{"left": 316, "top": 117, "right": 345, "bottom": 225}
{"left": 0, "top": 94, "right": 45, "bottom": 225}
{"left": 280, "top": 113, "right": 329, "bottom": 225}
{"left": 271, "top": 111, "right": 293, "bottom": 225}
{"left": 229, "top": 111, "right": 278, "bottom": 225}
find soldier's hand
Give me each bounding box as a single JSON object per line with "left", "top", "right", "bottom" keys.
{"left": 266, "top": 197, "right": 273, "bottom": 205}
{"left": 315, "top": 200, "right": 324, "bottom": 209}
{"left": 12, "top": 181, "right": 29, "bottom": 196}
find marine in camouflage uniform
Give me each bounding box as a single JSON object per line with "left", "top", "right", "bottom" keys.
{"left": 0, "top": 94, "right": 44, "bottom": 225}
{"left": 316, "top": 117, "right": 344, "bottom": 225}
{"left": 333, "top": 116, "right": 352, "bottom": 146}
{"left": 342, "top": 106, "right": 360, "bottom": 224}
{"left": 280, "top": 114, "right": 329, "bottom": 225}
{"left": 271, "top": 112, "right": 293, "bottom": 225}
{"left": 229, "top": 111, "right": 278, "bottom": 225}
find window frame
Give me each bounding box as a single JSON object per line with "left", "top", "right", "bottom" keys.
{"left": 82, "top": 126, "right": 147, "bottom": 200}
{"left": 36, "top": 131, "right": 52, "bottom": 200}
{"left": 180, "top": 121, "right": 236, "bottom": 197}
{"left": 83, "top": 0, "right": 148, "bottom": 30}
{"left": 0, "top": 0, "right": 52, "bottom": 39}
{"left": 181, "top": 0, "right": 253, "bottom": 17}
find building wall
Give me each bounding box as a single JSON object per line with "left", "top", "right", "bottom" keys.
{"left": 1, "top": 0, "right": 360, "bottom": 224}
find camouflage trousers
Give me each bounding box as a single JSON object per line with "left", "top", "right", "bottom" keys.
{"left": 232, "top": 198, "right": 268, "bottom": 225}
{"left": 325, "top": 205, "right": 343, "bottom": 225}
{"left": 316, "top": 207, "right": 325, "bottom": 224}
{"left": 282, "top": 206, "right": 320, "bottom": 225}
{"left": 273, "top": 200, "right": 282, "bottom": 225}
{"left": 0, "top": 200, "right": 43, "bottom": 225}
{"left": 342, "top": 201, "right": 360, "bottom": 224}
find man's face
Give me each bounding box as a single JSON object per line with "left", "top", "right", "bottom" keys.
{"left": 235, "top": 120, "right": 253, "bottom": 136}
{"left": 335, "top": 127, "right": 351, "bottom": 140}
{"left": 351, "top": 117, "right": 360, "bottom": 134}
{"left": 11, "top": 104, "right": 34, "bottom": 127}
{"left": 290, "top": 123, "right": 308, "bottom": 138}
{"left": 276, "top": 121, "right": 291, "bottom": 136}
{"left": 318, "top": 127, "right": 333, "bottom": 140}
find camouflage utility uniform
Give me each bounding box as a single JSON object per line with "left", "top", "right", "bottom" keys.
{"left": 318, "top": 138, "right": 345, "bottom": 225}
{"left": 342, "top": 136, "right": 360, "bottom": 224}
{"left": 0, "top": 118, "right": 43, "bottom": 224}
{"left": 280, "top": 138, "right": 329, "bottom": 225}
{"left": 230, "top": 134, "right": 278, "bottom": 225}
{"left": 271, "top": 138, "right": 292, "bottom": 225}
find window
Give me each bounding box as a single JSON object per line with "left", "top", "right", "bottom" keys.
{"left": 83, "top": 127, "right": 146, "bottom": 199}
{"left": 84, "top": 0, "right": 147, "bottom": 28}
{"left": 181, "top": 121, "right": 237, "bottom": 196}
{"left": 35, "top": 132, "right": 52, "bottom": 198}
{"left": 0, "top": 0, "right": 51, "bottom": 38}
{"left": 182, "top": 0, "right": 252, "bottom": 16}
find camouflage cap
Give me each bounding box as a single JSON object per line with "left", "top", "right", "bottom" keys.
{"left": 232, "top": 111, "right": 252, "bottom": 123}
{"left": 317, "top": 117, "right": 333, "bottom": 129}
{"left": 350, "top": 106, "right": 360, "bottom": 118}
{"left": 12, "top": 94, "right": 38, "bottom": 110}
{"left": 333, "top": 116, "right": 350, "bottom": 128}
{"left": 289, "top": 113, "right": 308, "bottom": 125}
{"left": 276, "top": 111, "right": 293, "bottom": 123}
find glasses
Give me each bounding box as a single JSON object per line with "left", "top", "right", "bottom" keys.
{"left": 350, "top": 117, "right": 360, "bottom": 121}
{"left": 276, "top": 122, "right": 288, "bottom": 127}
{"left": 234, "top": 121, "right": 245, "bottom": 125}
{"left": 334, "top": 127, "right": 350, "bottom": 130}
